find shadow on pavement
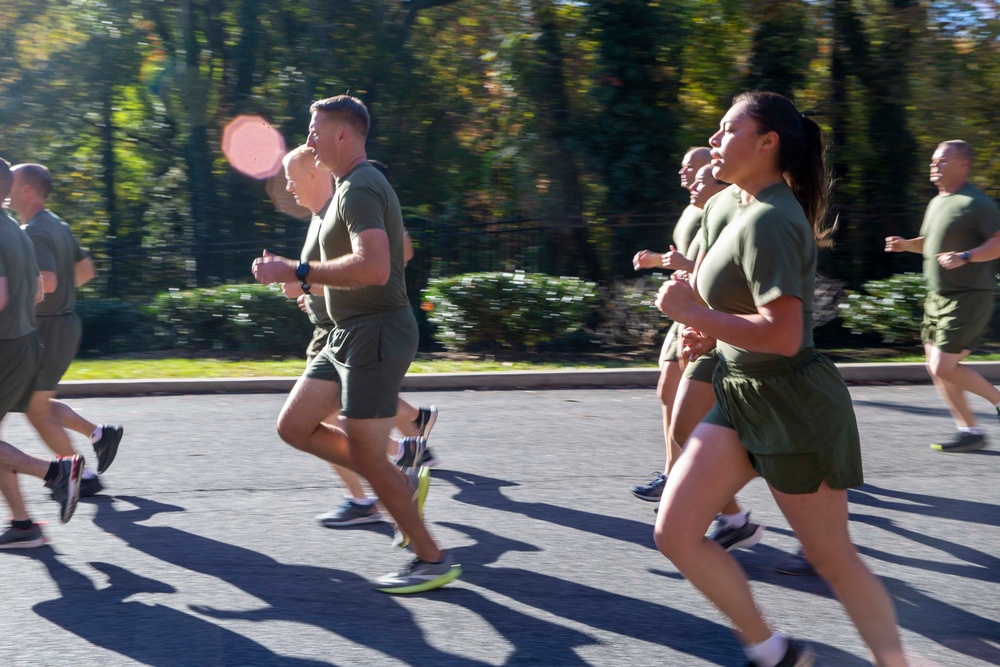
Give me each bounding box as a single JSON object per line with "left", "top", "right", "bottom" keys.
{"left": 17, "top": 550, "right": 332, "bottom": 667}
{"left": 90, "top": 495, "right": 487, "bottom": 666}
{"left": 850, "top": 485, "right": 1000, "bottom": 527}
{"left": 435, "top": 469, "right": 656, "bottom": 551}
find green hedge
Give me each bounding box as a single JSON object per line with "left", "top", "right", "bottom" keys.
{"left": 422, "top": 272, "right": 600, "bottom": 352}
{"left": 76, "top": 298, "right": 167, "bottom": 357}
{"left": 147, "top": 284, "right": 313, "bottom": 355}
{"left": 839, "top": 273, "right": 927, "bottom": 344}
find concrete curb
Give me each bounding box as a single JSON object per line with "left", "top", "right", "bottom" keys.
{"left": 54, "top": 361, "right": 1000, "bottom": 398}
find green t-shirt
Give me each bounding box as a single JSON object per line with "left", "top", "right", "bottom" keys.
{"left": 672, "top": 205, "right": 703, "bottom": 257}
{"left": 23, "top": 209, "right": 88, "bottom": 317}
{"left": 320, "top": 162, "right": 409, "bottom": 324}
{"left": 696, "top": 182, "right": 816, "bottom": 364}
{"left": 0, "top": 212, "right": 40, "bottom": 339}
{"left": 919, "top": 182, "right": 1000, "bottom": 294}
{"left": 301, "top": 200, "right": 333, "bottom": 327}
{"left": 700, "top": 184, "right": 743, "bottom": 251}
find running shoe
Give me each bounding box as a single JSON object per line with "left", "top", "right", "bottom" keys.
{"left": 775, "top": 548, "right": 816, "bottom": 576}
{"left": 93, "top": 424, "right": 123, "bottom": 474}
{"left": 393, "top": 466, "right": 431, "bottom": 550}
{"left": 374, "top": 550, "right": 462, "bottom": 594}
{"left": 930, "top": 431, "right": 987, "bottom": 453}
{"left": 709, "top": 513, "right": 765, "bottom": 551}
{"left": 394, "top": 437, "right": 427, "bottom": 470}
{"left": 420, "top": 446, "right": 439, "bottom": 468}
{"left": 0, "top": 523, "right": 47, "bottom": 549}
{"left": 630, "top": 471, "right": 666, "bottom": 502}
{"left": 414, "top": 406, "right": 438, "bottom": 439}
{"left": 746, "top": 639, "right": 815, "bottom": 666}
{"left": 80, "top": 472, "right": 104, "bottom": 498}
{"left": 315, "top": 499, "right": 383, "bottom": 527}
{"left": 45, "top": 455, "right": 84, "bottom": 523}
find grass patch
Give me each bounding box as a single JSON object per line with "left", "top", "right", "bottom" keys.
{"left": 64, "top": 355, "right": 651, "bottom": 380}
{"left": 62, "top": 348, "right": 1000, "bottom": 380}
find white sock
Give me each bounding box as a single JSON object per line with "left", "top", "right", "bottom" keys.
{"left": 959, "top": 426, "right": 984, "bottom": 435}
{"left": 719, "top": 511, "right": 748, "bottom": 529}
{"left": 82, "top": 467, "right": 98, "bottom": 479}
{"left": 350, "top": 496, "right": 375, "bottom": 506}
{"left": 744, "top": 633, "right": 788, "bottom": 667}
{"left": 90, "top": 427, "right": 102, "bottom": 443}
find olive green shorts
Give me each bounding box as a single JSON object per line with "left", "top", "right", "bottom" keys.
{"left": 659, "top": 322, "right": 680, "bottom": 365}
{"left": 35, "top": 312, "right": 82, "bottom": 391}
{"left": 0, "top": 332, "right": 42, "bottom": 418}
{"left": 921, "top": 290, "right": 994, "bottom": 355}
{"left": 683, "top": 349, "right": 719, "bottom": 384}
{"left": 703, "top": 348, "right": 863, "bottom": 495}
{"left": 305, "top": 324, "right": 334, "bottom": 362}
{"left": 304, "top": 306, "right": 418, "bottom": 420}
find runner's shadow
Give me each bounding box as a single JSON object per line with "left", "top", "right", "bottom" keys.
{"left": 849, "top": 513, "right": 1000, "bottom": 583}
{"left": 25, "top": 550, "right": 332, "bottom": 666}
{"left": 849, "top": 485, "right": 1000, "bottom": 527}
{"left": 437, "top": 522, "right": 866, "bottom": 666}
{"left": 93, "top": 495, "right": 488, "bottom": 666}
{"left": 434, "top": 469, "right": 655, "bottom": 550}
{"left": 882, "top": 575, "right": 1000, "bottom": 664}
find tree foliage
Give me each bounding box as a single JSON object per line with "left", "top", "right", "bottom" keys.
{"left": 0, "top": 0, "right": 997, "bottom": 307}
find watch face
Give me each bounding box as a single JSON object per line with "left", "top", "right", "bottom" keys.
{"left": 296, "top": 262, "right": 310, "bottom": 281}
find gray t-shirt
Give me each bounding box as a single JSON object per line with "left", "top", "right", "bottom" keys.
{"left": 23, "top": 209, "right": 88, "bottom": 317}
{"left": 0, "top": 212, "right": 40, "bottom": 339}
{"left": 697, "top": 182, "right": 815, "bottom": 364}
{"left": 320, "top": 162, "right": 409, "bottom": 325}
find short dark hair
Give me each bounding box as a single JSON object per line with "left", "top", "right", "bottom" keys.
{"left": 0, "top": 158, "right": 11, "bottom": 201}
{"left": 13, "top": 163, "right": 53, "bottom": 198}
{"left": 310, "top": 95, "right": 370, "bottom": 139}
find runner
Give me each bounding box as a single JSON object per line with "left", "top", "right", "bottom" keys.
{"left": 655, "top": 91, "right": 908, "bottom": 666}
{"left": 278, "top": 145, "right": 438, "bottom": 528}
{"left": 6, "top": 163, "right": 122, "bottom": 496}
{"left": 252, "top": 95, "right": 459, "bottom": 594}
{"left": 0, "top": 157, "right": 83, "bottom": 548}
{"left": 885, "top": 139, "right": 1000, "bottom": 452}
{"left": 630, "top": 147, "right": 711, "bottom": 502}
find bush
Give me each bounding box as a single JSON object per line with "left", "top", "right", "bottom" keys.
{"left": 147, "top": 284, "right": 313, "bottom": 356}
{"left": 76, "top": 298, "right": 167, "bottom": 357}
{"left": 839, "top": 273, "right": 927, "bottom": 344}
{"left": 591, "top": 273, "right": 672, "bottom": 351}
{"left": 422, "top": 272, "right": 599, "bottom": 352}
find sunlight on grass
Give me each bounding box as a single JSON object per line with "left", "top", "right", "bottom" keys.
{"left": 63, "top": 357, "right": 652, "bottom": 380}
{"left": 61, "top": 352, "right": 1000, "bottom": 381}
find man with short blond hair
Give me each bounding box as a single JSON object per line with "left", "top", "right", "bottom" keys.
{"left": 886, "top": 140, "right": 1000, "bottom": 452}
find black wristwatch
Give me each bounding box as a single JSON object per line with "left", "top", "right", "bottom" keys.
{"left": 296, "top": 262, "right": 312, "bottom": 295}
{"left": 960, "top": 251, "right": 972, "bottom": 263}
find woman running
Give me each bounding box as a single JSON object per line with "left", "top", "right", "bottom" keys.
{"left": 654, "top": 91, "right": 909, "bottom": 667}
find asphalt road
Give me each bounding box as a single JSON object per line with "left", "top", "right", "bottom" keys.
{"left": 0, "top": 386, "right": 997, "bottom": 666}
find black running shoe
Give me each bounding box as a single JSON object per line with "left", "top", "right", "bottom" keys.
{"left": 708, "top": 513, "right": 765, "bottom": 551}
{"left": 45, "top": 455, "right": 84, "bottom": 523}
{"left": 746, "top": 640, "right": 816, "bottom": 666}
{"left": 414, "top": 406, "right": 438, "bottom": 440}
{"left": 630, "top": 471, "right": 666, "bottom": 502}
{"left": 93, "top": 424, "right": 123, "bottom": 473}
{"left": 930, "top": 431, "right": 986, "bottom": 453}
{"left": 394, "top": 437, "right": 427, "bottom": 470}
{"left": 775, "top": 548, "right": 816, "bottom": 576}
{"left": 80, "top": 474, "right": 104, "bottom": 498}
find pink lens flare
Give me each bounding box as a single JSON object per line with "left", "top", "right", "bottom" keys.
{"left": 222, "top": 115, "right": 286, "bottom": 179}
